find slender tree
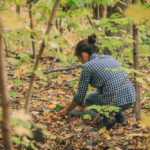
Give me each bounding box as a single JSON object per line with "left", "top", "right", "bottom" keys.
{"left": 16, "top": 5, "right": 20, "bottom": 14}
{"left": 28, "top": 3, "right": 36, "bottom": 58}
{"left": 132, "top": 0, "right": 141, "bottom": 120}
{"left": 0, "top": 19, "right": 13, "bottom": 150}
{"left": 25, "top": 0, "right": 61, "bottom": 113}
{"left": 93, "top": 4, "right": 106, "bottom": 19}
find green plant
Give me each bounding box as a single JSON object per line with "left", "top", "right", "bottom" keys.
{"left": 47, "top": 73, "right": 60, "bottom": 78}
{"left": 83, "top": 105, "right": 120, "bottom": 120}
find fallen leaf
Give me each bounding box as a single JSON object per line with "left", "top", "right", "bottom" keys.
{"left": 115, "top": 147, "right": 122, "bottom": 150}
{"left": 98, "top": 127, "right": 107, "bottom": 134}
{"left": 73, "top": 126, "right": 84, "bottom": 132}
{"left": 47, "top": 104, "right": 56, "bottom": 109}
{"left": 141, "top": 113, "right": 150, "bottom": 128}
{"left": 63, "top": 133, "right": 74, "bottom": 139}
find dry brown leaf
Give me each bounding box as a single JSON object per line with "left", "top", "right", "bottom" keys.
{"left": 141, "top": 113, "right": 150, "bottom": 128}
{"left": 63, "top": 133, "right": 74, "bottom": 139}
{"left": 73, "top": 126, "right": 84, "bottom": 132}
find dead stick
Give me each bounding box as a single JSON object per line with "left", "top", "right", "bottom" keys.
{"left": 25, "top": 0, "right": 61, "bottom": 113}
{"left": 86, "top": 15, "right": 95, "bottom": 28}
{"left": 43, "top": 65, "right": 81, "bottom": 74}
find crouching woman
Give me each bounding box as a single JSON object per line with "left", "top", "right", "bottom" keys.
{"left": 59, "top": 34, "right": 136, "bottom": 125}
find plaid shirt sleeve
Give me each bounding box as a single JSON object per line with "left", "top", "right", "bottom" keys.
{"left": 73, "top": 65, "right": 91, "bottom": 106}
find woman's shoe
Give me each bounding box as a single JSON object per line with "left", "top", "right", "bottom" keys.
{"left": 116, "top": 110, "right": 127, "bottom": 126}
{"left": 106, "top": 116, "right": 116, "bottom": 130}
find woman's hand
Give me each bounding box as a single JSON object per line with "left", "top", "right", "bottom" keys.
{"left": 59, "top": 108, "right": 69, "bottom": 118}
{"left": 58, "top": 101, "right": 78, "bottom": 118}
{"left": 75, "top": 105, "right": 87, "bottom": 112}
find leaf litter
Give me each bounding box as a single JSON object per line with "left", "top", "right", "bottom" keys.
{"left": 0, "top": 52, "right": 149, "bottom": 150}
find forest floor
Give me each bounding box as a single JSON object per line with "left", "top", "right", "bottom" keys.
{"left": 0, "top": 54, "right": 150, "bottom": 150}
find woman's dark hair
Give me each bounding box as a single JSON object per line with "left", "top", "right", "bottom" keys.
{"left": 75, "top": 34, "right": 99, "bottom": 56}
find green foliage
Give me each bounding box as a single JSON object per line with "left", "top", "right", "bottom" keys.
{"left": 32, "top": 0, "right": 52, "bottom": 22}
{"left": 47, "top": 73, "right": 60, "bottom": 78}
{"left": 78, "top": 28, "right": 98, "bottom": 36}
{"left": 70, "top": 80, "right": 76, "bottom": 87}
{"left": 17, "top": 53, "right": 31, "bottom": 62}
{"left": 98, "top": 37, "right": 124, "bottom": 51}
{"left": 11, "top": 118, "right": 32, "bottom": 129}
{"left": 9, "top": 91, "right": 18, "bottom": 98}
{"left": 34, "top": 70, "right": 46, "bottom": 79}
{"left": 146, "top": 104, "right": 150, "bottom": 109}
{"left": 8, "top": 78, "right": 25, "bottom": 85}
{"left": 12, "top": 136, "right": 36, "bottom": 149}
{"left": 4, "top": 0, "right": 23, "bottom": 6}
{"left": 39, "top": 81, "right": 48, "bottom": 86}
{"left": 7, "top": 58, "right": 21, "bottom": 67}
{"left": 83, "top": 114, "right": 91, "bottom": 120}
{"left": 86, "top": 105, "right": 120, "bottom": 118}
{"left": 11, "top": 110, "right": 35, "bottom": 149}
{"left": 66, "top": 19, "right": 79, "bottom": 29}
{"left": 94, "top": 0, "right": 116, "bottom": 6}
{"left": 12, "top": 100, "right": 16, "bottom": 105}
{"left": 57, "top": 52, "right": 78, "bottom": 65}
{"left": 54, "top": 104, "right": 64, "bottom": 112}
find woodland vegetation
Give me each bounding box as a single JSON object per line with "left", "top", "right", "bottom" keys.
{"left": 0, "top": 0, "right": 150, "bottom": 149}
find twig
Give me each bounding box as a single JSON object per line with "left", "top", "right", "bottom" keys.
{"left": 86, "top": 15, "right": 95, "bottom": 28}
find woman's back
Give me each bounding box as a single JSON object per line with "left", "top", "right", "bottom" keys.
{"left": 83, "top": 53, "right": 136, "bottom": 106}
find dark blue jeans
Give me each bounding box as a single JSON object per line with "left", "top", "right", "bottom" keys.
{"left": 85, "top": 92, "right": 133, "bottom": 111}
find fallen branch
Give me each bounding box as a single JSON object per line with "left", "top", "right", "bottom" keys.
{"left": 43, "top": 65, "right": 81, "bottom": 74}
{"left": 86, "top": 15, "right": 95, "bottom": 28}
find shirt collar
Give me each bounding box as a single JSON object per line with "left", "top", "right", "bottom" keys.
{"left": 90, "top": 53, "right": 98, "bottom": 60}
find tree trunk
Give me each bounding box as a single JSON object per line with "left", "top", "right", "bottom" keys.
{"left": 93, "top": 4, "right": 106, "bottom": 19}
{"left": 132, "top": 0, "right": 141, "bottom": 120}
{"left": 0, "top": 19, "right": 13, "bottom": 150}
{"left": 25, "top": 0, "right": 61, "bottom": 113}
{"left": 28, "top": 3, "right": 36, "bottom": 58}
{"left": 16, "top": 5, "right": 20, "bottom": 14}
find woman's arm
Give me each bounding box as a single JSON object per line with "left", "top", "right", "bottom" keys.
{"left": 59, "top": 65, "right": 91, "bottom": 117}
{"left": 59, "top": 101, "right": 78, "bottom": 117}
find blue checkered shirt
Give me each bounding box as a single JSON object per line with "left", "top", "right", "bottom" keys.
{"left": 73, "top": 53, "right": 136, "bottom": 107}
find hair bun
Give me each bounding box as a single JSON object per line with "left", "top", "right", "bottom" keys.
{"left": 88, "top": 34, "right": 96, "bottom": 44}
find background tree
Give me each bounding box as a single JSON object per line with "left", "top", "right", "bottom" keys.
{"left": 132, "top": 0, "right": 141, "bottom": 120}
{"left": 0, "top": 19, "right": 13, "bottom": 150}
{"left": 25, "top": 0, "right": 61, "bottom": 113}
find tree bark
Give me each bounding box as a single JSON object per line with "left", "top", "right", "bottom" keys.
{"left": 16, "top": 5, "right": 20, "bottom": 14}
{"left": 132, "top": 0, "right": 141, "bottom": 120}
{"left": 28, "top": 3, "right": 36, "bottom": 58}
{"left": 0, "top": 19, "right": 13, "bottom": 150}
{"left": 25, "top": 0, "right": 61, "bottom": 113}
{"left": 93, "top": 4, "right": 106, "bottom": 19}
